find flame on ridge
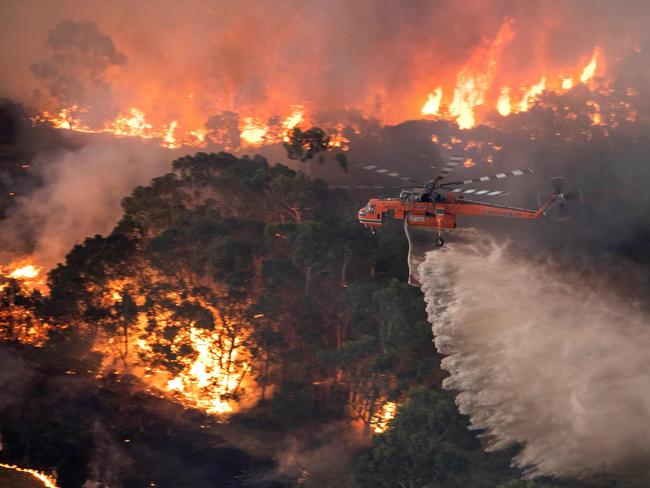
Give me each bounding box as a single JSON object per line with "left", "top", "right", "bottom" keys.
{"left": 37, "top": 103, "right": 309, "bottom": 150}
{"left": 580, "top": 47, "right": 599, "bottom": 83}
{"left": 497, "top": 87, "right": 511, "bottom": 116}
{"left": 518, "top": 77, "right": 546, "bottom": 112}
{"left": 1, "top": 260, "right": 45, "bottom": 292}
{"left": 0, "top": 463, "right": 58, "bottom": 488}
{"left": 421, "top": 88, "right": 443, "bottom": 116}
{"left": 419, "top": 18, "right": 603, "bottom": 128}
{"left": 37, "top": 35, "right": 605, "bottom": 144}
{"left": 8, "top": 264, "right": 41, "bottom": 280}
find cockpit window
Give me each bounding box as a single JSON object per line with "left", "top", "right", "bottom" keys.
{"left": 359, "top": 203, "right": 375, "bottom": 216}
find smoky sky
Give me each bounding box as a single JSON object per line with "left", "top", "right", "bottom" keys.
{"left": 1, "top": 0, "right": 650, "bottom": 122}
{"left": 30, "top": 20, "right": 126, "bottom": 122}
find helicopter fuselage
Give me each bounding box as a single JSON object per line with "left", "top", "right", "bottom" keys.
{"left": 357, "top": 191, "right": 558, "bottom": 232}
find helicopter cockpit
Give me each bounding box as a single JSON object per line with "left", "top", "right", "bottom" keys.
{"left": 358, "top": 202, "right": 376, "bottom": 216}
{"left": 399, "top": 189, "right": 446, "bottom": 203}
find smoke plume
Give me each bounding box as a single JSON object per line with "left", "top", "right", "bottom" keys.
{"left": 418, "top": 233, "right": 650, "bottom": 478}
{"left": 0, "top": 138, "right": 169, "bottom": 269}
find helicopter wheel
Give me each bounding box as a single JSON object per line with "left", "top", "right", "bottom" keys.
{"left": 370, "top": 228, "right": 377, "bottom": 236}
{"left": 435, "top": 236, "right": 444, "bottom": 247}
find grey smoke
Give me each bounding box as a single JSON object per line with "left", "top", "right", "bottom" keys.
{"left": 418, "top": 233, "right": 650, "bottom": 477}
{"left": 254, "top": 421, "right": 369, "bottom": 487}
{"left": 0, "top": 138, "right": 169, "bottom": 269}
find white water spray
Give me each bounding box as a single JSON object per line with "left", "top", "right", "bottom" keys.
{"left": 418, "top": 235, "right": 650, "bottom": 477}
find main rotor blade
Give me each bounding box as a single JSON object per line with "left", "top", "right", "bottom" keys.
{"left": 449, "top": 188, "right": 510, "bottom": 197}
{"left": 360, "top": 164, "right": 424, "bottom": 186}
{"left": 333, "top": 184, "right": 402, "bottom": 190}
{"left": 436, "top": 155, "right": 464, "bottom": 180}
{"left": 440, "top": 168, "right": 533, "bottom": 187}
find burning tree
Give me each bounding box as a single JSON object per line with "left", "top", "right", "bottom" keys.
{"left": 25, "top": 150, "right": 433, "bottom": 429}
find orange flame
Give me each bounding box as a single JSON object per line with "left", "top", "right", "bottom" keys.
{"left": 163, "top": 326, "right": 244, "bottom": 414}
{"left": 32, "top": 23, "right": 608, "bottom": 143}
{"left": 497, "top": 87, "right": 511, "bottom": 116}
{"left": 282, "top": 106, "right": 305, "bottom": 131}
{"left": 281, "top": 106, "right": 306, "bottom": 142}
{"left": 108, "top": 108, "right": 154, "bottom": 137}
{"left": 0, "top": 463, "right": 58, "bottom": 488}
{"left": 580, "top": 48, "right": 599, "bottom": 83}
{"left": 163, "top": 120, "right": 179, "bottom": 149}
{"left": 518, "top": 77, "right": 546, "bottom": 112}
{"left": 421, "top": 87, "right": 443, "bottom": 116}
{"left": 448, "top": 18, "right": 516, "bottom": 129}
{"left": 2, "top": 260, "right": 46, "bottom": 291}
{"left": 371, "top": 401, "right": 397, "bottom": 433}
{"left": 97, "top": 280, "right": 254, "bottom": 416}
{"left": 8, "top": 264, "right": 42, "bottom": 280}
{"left": 240, "top": 117, "right": 268, "bottom": 146}
{"left": 562, "top": 77, "right": 573, "bottom": 90}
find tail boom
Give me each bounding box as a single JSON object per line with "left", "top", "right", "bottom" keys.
{"left": 450, "top": 195, "right": 557, "bottom": 220}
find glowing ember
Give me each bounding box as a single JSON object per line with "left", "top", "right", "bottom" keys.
{"left": 580, "top": 47, "right": 599, "bottom": 83}
{"left": 0, "top": 463, "right": 58, "bottom": 488}
{"left": 421, "top": 87, "right": 443, "bottom": 116}
{"left": 188, "top": 127, "right": 207, "bottom": 145}
{"left": 372, "top": 401, "right": 397, "bottom": 433}
{"left": 497, "top": 87, "right": 511, "bottom": 116}
{"left": 587, "top": 100, "right": 605, "bottom": 125}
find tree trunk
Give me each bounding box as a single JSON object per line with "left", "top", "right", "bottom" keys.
{"left": 340, "top": 248, "right": 351, "bottom": 286}
{"left": 379, "top": 320, "right": 388, "bottom": 356}
{"left": 290, "top": 205, "right": 302, "bottom": 223}
{"left": 260, "top": 356, "right": 269, "bottom": 401}
{"left": 120, "top": 321, "right": 129, "bottom": 366}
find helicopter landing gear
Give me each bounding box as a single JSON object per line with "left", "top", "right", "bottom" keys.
{"left": 370, "top": 228, "right": 377, "bottom": 236}
{"left": 435, "top": 236, "right": 444, "bottom": 247}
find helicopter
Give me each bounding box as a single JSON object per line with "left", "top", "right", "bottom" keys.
{"left": 355, "top": 155, "right": 581, "bottom": 247}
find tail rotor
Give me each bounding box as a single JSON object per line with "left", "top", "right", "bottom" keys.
{"left": 543, "top": 177, "right": 582, "bottom": 221}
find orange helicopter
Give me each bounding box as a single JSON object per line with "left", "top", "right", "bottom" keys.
{"left": 356, "top": 155, "right": 580, "bottom": 247}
